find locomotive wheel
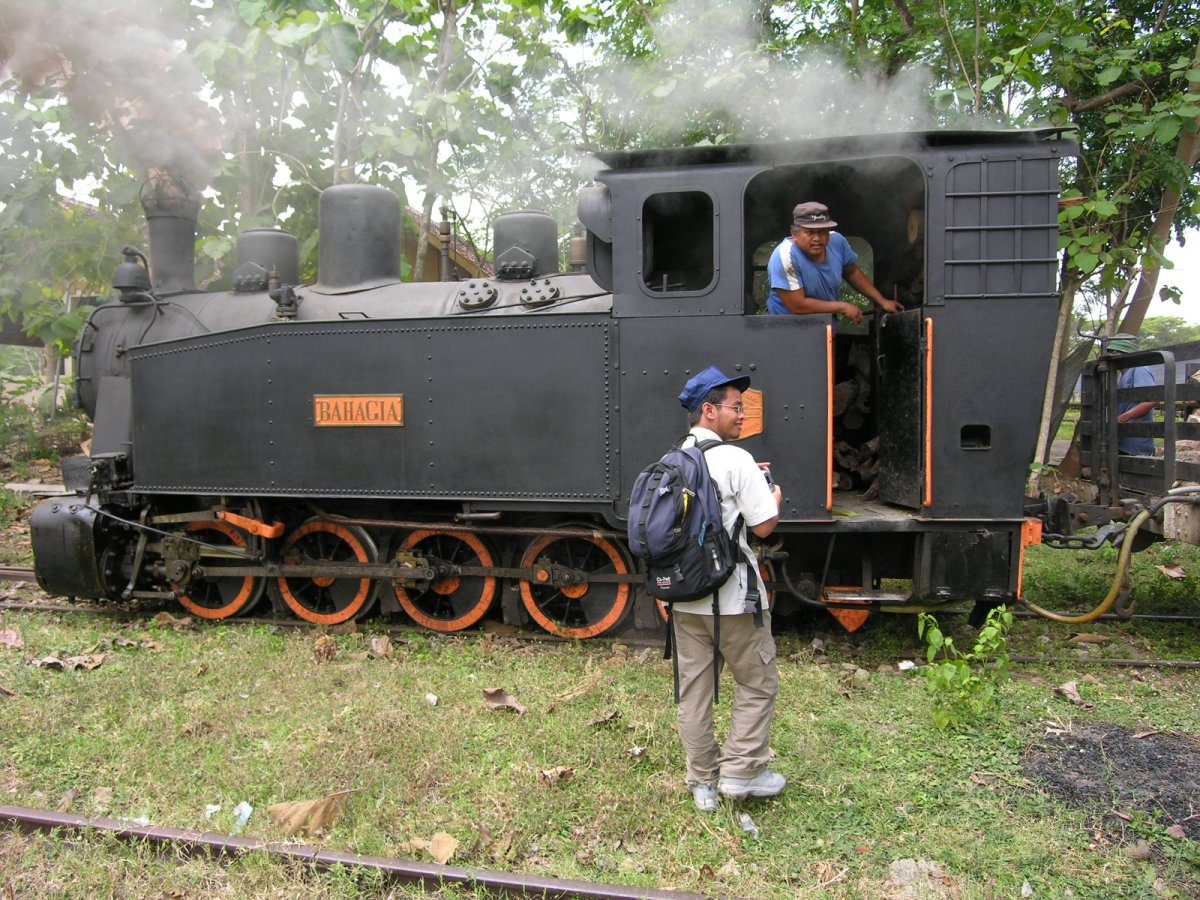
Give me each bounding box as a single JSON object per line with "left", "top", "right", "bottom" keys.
{"left": 519, "top": 530, "right": 632, "bottom": 638}
{"left": 393, "top": 530, "right": 498, "bottom": 632}
{"left": 276, "top": 520, "right": 379, "bottom": 625}
{"left": 173, "top": 520, "right": 265, "bottom": 619}
{"left": 654, "top": 560, "right": 775, "bottom": 622}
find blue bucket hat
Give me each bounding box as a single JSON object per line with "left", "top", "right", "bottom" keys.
{"left": 679, "top": 365, "right": 752, "bottom": 412}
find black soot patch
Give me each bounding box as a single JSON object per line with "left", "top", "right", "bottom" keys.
{"left": 1023, "top": 722, "right": 1200, "bottom": 841}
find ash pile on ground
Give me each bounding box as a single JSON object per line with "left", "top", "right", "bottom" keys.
{"left": 1023, "top": 722, "right": 1200, "bottom": 840}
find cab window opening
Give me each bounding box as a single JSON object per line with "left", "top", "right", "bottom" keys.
{"left": 642, "top": 191, "right": 715, "bottom": 294}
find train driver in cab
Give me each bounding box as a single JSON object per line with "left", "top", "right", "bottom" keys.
{"left": 766, "top": 201, "right": 902, "bottom": 324}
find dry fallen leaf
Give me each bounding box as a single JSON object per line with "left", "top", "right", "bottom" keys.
{"left": 30, "top": 652, "right": 113, "bottom": 672}
{"left": 409, "top": 831, "right": 460, "bottom": 864}
{"left": 0, "top": 627, "right": 23, "bottom": 650}
{"left": 1132, "top": 730, "right": 1159, "bottom": 739}
{"left": 268, "top": 789, "right": 355, "bottom": 836}
{"left": 368, "top": 635, "right": 393, "bottom": 659}
{"left": 0, "top": 684, "right": 15, "bottom": 696}
{"left": 153, "top": 612, "right": 194, "bottom": 631}
{"left": 313, "top": 634, "right": 337, "bottom": 664}
{"left": 429, "top": 831, "right": 459, "bottom": 864}
{"left": 1067, "top": 632, "right": 1111, "bottom": 645}
{"left": 1053, "top": 680, "right": 1095, "bottom": 710}
{"left": 483, "top": 687, "right": 526, "bottom": 713}
{"left": 537, "top": 766, "right": 575, "bottom": 786}
{"left": 1155, "top": 563, "right": 1186, "bottom": 580}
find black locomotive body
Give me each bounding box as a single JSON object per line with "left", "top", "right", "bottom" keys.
{"left": 32, "top": 129, "right": 1077, "bottom": 636}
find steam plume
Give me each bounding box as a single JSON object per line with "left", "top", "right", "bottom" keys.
{"left": 594, "top": 0, "right": 937, "bottom": 143}
{"left": 1, "top": 0, "right": 222, "bottom": 188}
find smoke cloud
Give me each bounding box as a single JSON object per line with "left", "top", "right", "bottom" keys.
{"left": 1, "top": 0, "right": 222, "bottom": 189}
{"left": 592, "top": 0, "right": 939, "bottom": 143}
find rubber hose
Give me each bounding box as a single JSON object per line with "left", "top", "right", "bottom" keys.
{"left": 1021, "top": 508, "right": 1151, "bottom": 624}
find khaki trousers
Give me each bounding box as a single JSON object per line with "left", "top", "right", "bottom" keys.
{"left": 673, "top": 609, "right": 778, "bottom": 784}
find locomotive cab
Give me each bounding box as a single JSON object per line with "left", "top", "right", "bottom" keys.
{"left": 586, "top": 131, "right": 1072, "bottom": 619}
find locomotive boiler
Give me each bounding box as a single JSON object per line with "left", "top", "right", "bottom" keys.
{"left": 32, "top": 128, "right": 1080, "bottom": 637}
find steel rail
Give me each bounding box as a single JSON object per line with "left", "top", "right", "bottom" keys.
{"left": 0, "top": 565, "right": 39, "bottom": 583}
{"left": 0, "top": 804, "right": 713, "bottom": 900}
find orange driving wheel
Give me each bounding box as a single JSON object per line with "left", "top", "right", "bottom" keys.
{"left": 519, "top": 530, "right": 632, "bottom": 638}
{"left": 172, "top": 520, "right": 265, "bottom": 619}
{"left": 276, "top": 520, "right": 379, "bottom": 624}
{"left": 393, "top": 530, "right": 498, "bottom": 632}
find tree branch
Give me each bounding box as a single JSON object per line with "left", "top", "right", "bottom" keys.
{"left": 1066, "top": 79, "right": 1151, "bottom": 114}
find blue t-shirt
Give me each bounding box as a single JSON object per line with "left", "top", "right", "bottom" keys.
{"left": 1118, "top": 366, "right": 1156, "bottom": 456}
{"left": 766, "top": 232, "right": 858, "bottom": 315}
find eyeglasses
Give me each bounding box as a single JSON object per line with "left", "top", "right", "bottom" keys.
{"left": 712, "top": 403, "right": 746, "bottom": 415}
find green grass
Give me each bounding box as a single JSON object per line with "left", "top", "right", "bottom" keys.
{"left": 2, "top": 608, "right": 1198, "bottom": 898}
{"left": 1055, "top": 405, "right": 1081, "bottom": 442}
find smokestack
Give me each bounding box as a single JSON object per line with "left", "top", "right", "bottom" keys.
{"left": 140, "top": 170, "right": 200, "bottom": 293}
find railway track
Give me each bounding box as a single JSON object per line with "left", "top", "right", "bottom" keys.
{"left": 0, "top": 804, "right": 709, "bottom": 900}
{"left": 3, "top": 565, "right": 1199, "bottom": 668}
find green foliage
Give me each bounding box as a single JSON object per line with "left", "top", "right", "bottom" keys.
{"left": 1137, "top": 315, "right": 1200, "bottom": 348}
{"left": 916, "top": 606, "right": 1014, "bottom": 731}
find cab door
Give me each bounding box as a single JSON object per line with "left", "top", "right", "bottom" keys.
{"left": 877, "top": 309, "right": 928, "bottom": 509}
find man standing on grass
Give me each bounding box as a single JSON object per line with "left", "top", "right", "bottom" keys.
{"left": 673, "top": 366, "right": 784, "bottom": 812}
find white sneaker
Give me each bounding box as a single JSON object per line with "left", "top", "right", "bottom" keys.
{"left": 718, "top": 769, "right": 786, "bottom": 798}
{"left": 690, "top": 782, "right": 718, "bottom": 812}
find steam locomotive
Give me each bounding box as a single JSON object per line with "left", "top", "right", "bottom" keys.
{"left": 32, "top": 128, "right": 1083, "bottom": 637}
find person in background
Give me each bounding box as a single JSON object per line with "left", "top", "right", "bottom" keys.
{"left": 1107, "top": 333, "right": 1157, "bottom": 456}
{"left": 673, "top": 366, "right": 784, "bottom": 813}
{"left": 766, "top": 202, "right": 902, "bottom": 323}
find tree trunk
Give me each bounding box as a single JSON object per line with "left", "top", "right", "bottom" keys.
{"left": 1029, "top": 275, "right": 1080, "bottom": 490}
{"left": 413, "top": 0, "right": 458, "bottom": 283}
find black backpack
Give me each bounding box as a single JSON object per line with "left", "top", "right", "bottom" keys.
{"left": 627, "top": 436, "right": 761, "bottom": 702}
{"left": 627, "top": 438, "right": 739, "bottom": 604}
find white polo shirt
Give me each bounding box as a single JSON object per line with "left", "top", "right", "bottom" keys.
{"left": 669, "top": 427, "right": 779, "bottom": 616}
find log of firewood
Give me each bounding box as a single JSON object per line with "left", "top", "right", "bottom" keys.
{"left": 854, "top": 381, "right": 871, "bottom": 411}
{"left": 832, "top": 380, "right": 858, "bottom": 417}
{"left": 833, "top": 471, "right": 854, "bottom": 491}
{"left": 847, "top": 341, "right": 872, "bottom": 379}
{"left": 842, "top": 407, "right": 865, "bottom": 431}
{"left": 834, "top": 441, "right": 859, "bottom": 470}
